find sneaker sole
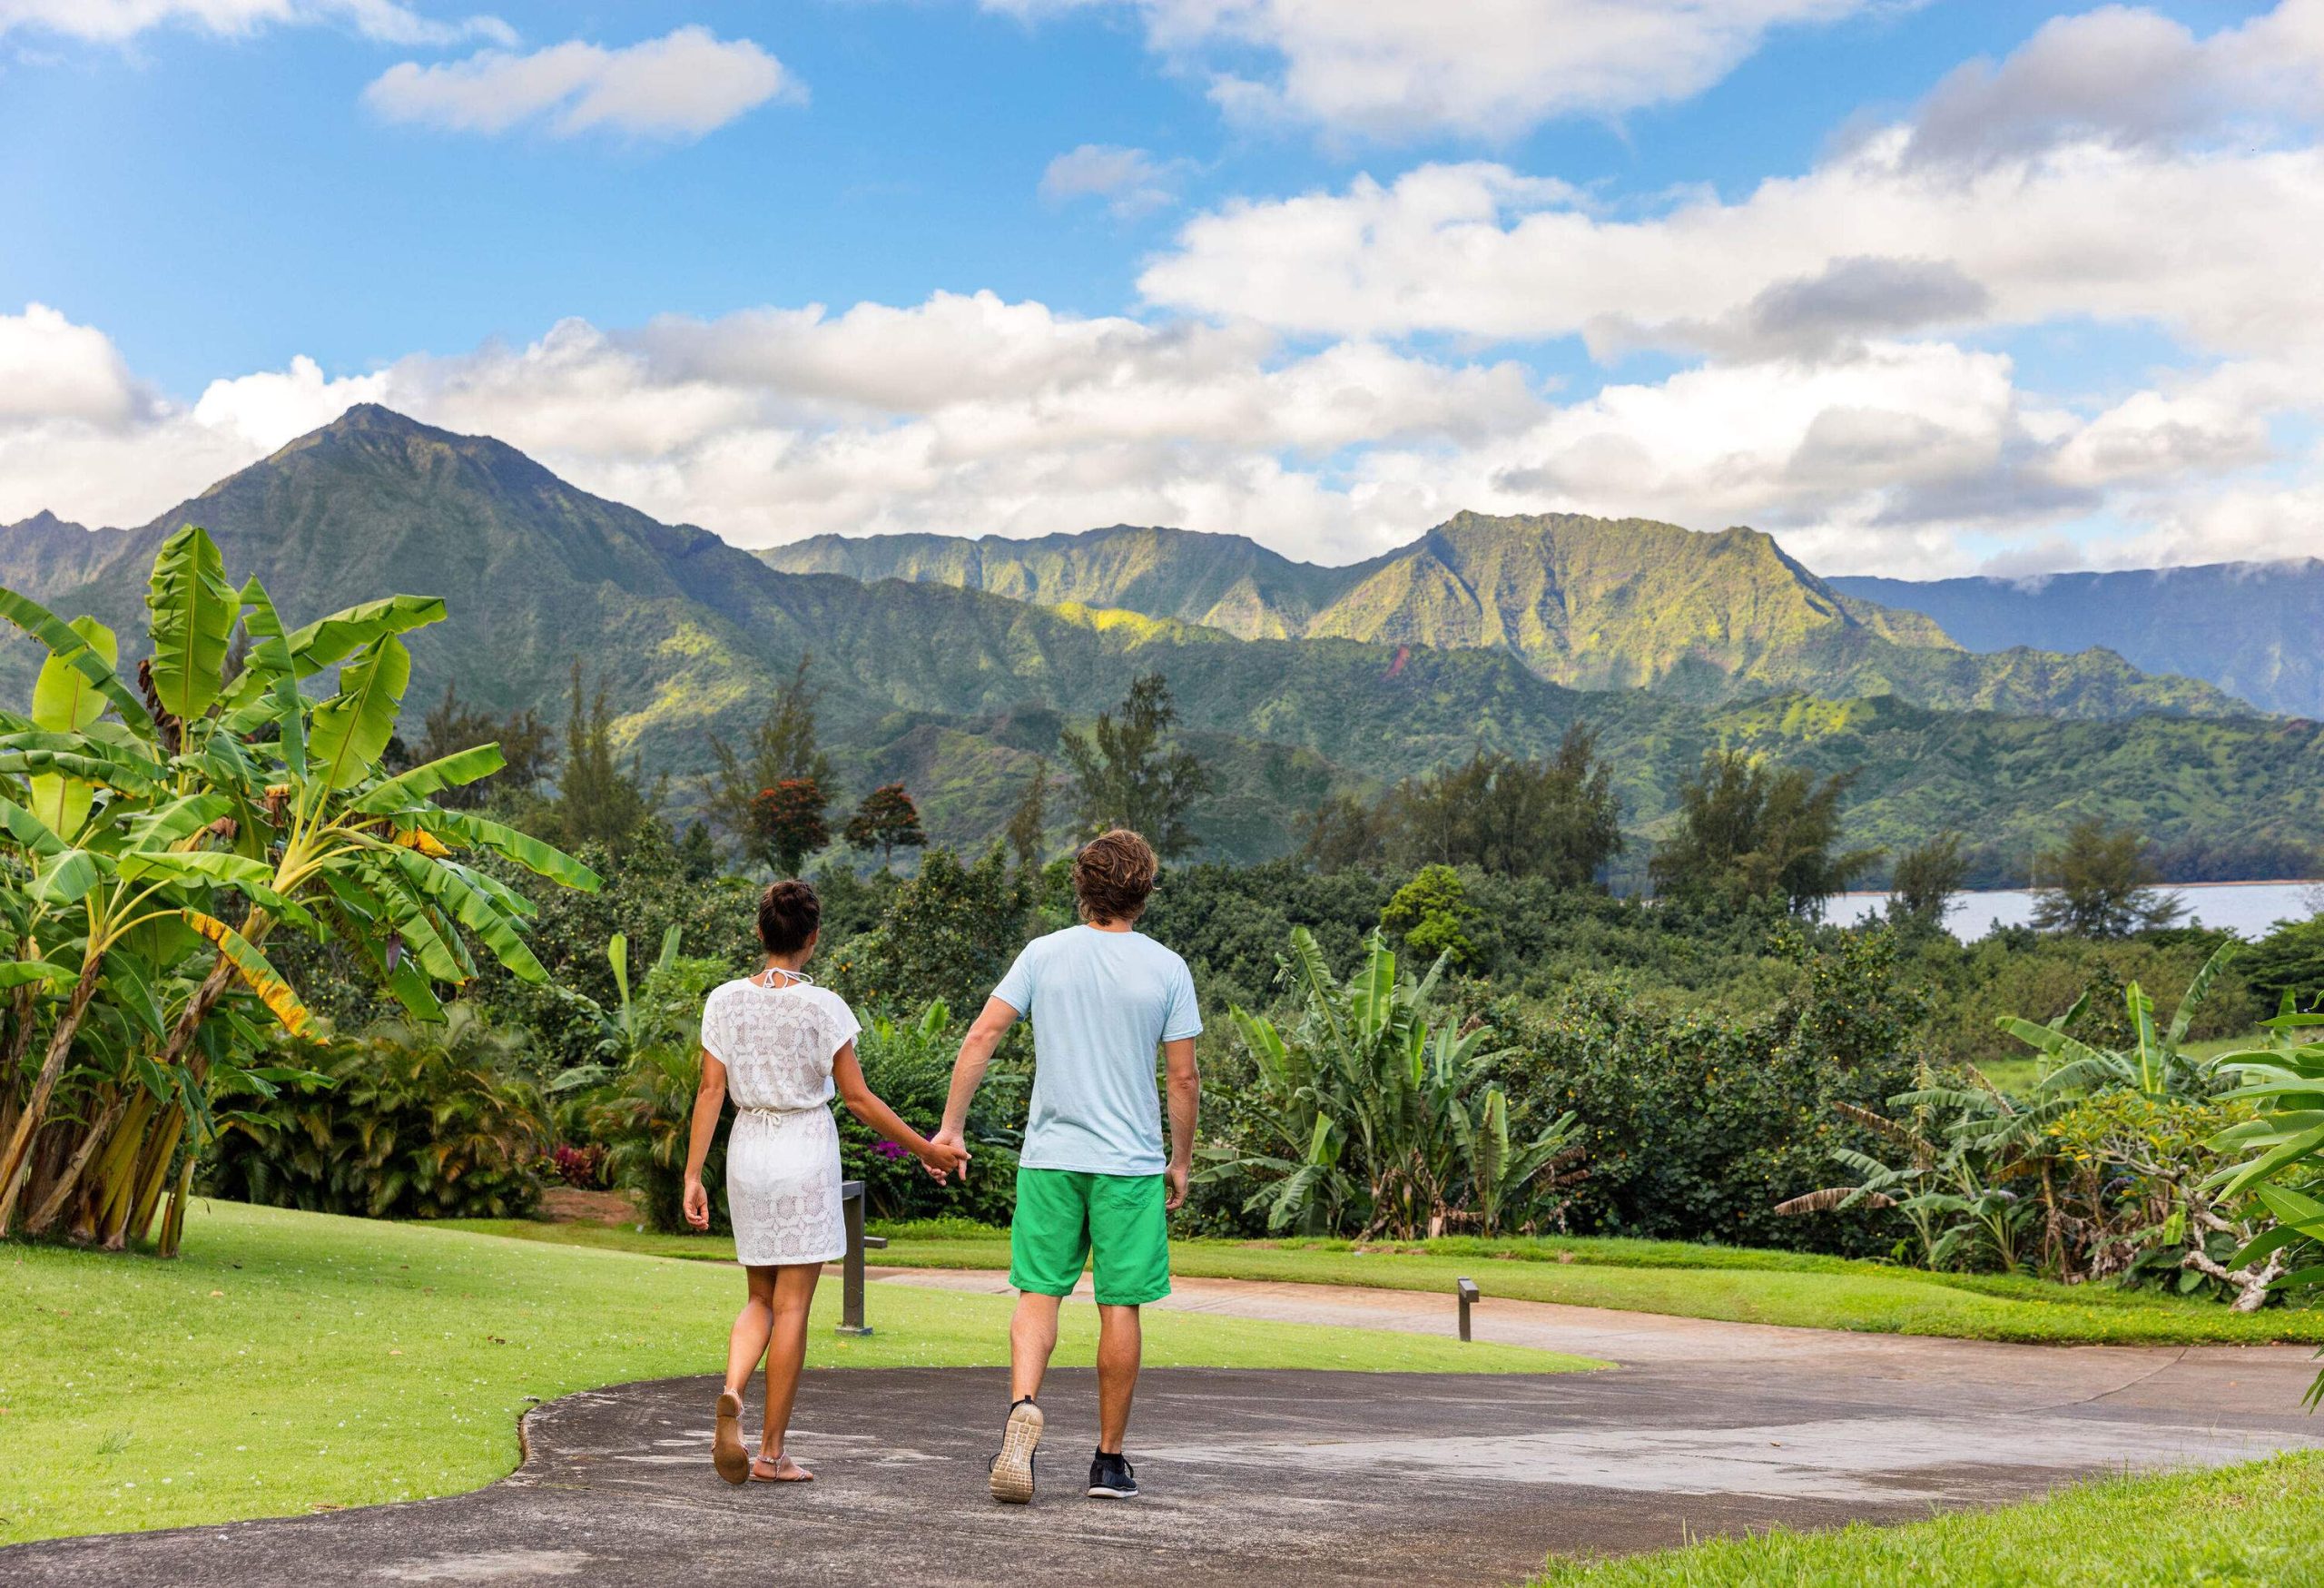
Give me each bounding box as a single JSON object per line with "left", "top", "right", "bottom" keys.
{"left": 1086, "top": 1484, "right": 1138, "bottom": 1499}
{"left": 990, "top": 1402, "right": 1043, "bottom": 1504}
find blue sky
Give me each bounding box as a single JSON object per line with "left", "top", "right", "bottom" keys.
{"left": 2, "top": 1, "right": 2316, "bottom": 577}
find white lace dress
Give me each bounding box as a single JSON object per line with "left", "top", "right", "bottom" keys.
{"left": 700, "top": 975, "right": 862, "bottom": 1267}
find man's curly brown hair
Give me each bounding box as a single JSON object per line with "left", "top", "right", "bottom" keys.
{"left": 1072, "top": 829, "right": 1158, "bottom": 924}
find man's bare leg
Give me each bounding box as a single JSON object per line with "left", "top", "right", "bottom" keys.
{"left": 1095, "top": 1303, "right": 1141, "bottom": 1455}
{"left": 1010, "top": 1290, "right": 1062, "bottom": 1400}
{"left": 992, "top": 1290, "right": 1061, "bottom": 1503}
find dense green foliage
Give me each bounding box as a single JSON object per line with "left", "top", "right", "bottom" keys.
{"left": 1647, "top": 749, "right": 1877, "bottom": 912}
{"left": 206, "top": 1009, "right": 550, "bottom": 1219}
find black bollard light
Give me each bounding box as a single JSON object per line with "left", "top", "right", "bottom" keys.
{"left": 1457, "top": 1277, "right": 1480, "bottom": 1342}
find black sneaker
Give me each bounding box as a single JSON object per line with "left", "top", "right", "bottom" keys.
{"left": 1088, "top": 1450, "right": 1138, "bottom": 1499}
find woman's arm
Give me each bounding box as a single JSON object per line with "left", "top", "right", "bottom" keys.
{"left": 834, "top": 1043, "right": 967, "bottom": 1182}
{"left": 681, "top": 1049, "right": 728, "bottom": 1230}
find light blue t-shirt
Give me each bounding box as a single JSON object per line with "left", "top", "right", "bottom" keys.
{"left": 992, "top": 925, "right": 1203, "bottom": 1176}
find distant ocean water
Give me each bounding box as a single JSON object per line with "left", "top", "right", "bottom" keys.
{"left": 1816, "top": 881, "right": 2322, "bottom": 942}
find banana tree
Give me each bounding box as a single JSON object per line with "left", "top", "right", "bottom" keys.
{"left": 1200, "top": 928, "right": 1533, "bottom": 1239}
{"left": 0, "top": 525, "right": 598, "bottom": 1250}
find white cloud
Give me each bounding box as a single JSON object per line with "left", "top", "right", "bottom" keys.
{"left": 11, "top": 295, "right": 2324, "bottom": 580}
{"left": 364, "top": 25, "right": 797, "bottom": 141}
{"left": 982, "top": 0, "right": 1875, "bottom": 138}
{"left": 1039, "top": 144, "right": 1190, "bottom": 217}
{"left": 1902, "top": 0, "right": 2324, "bottom": 168}
{"left": 1141, "top": 138, "right": 2324, "bottom": 361}
{"left": 0, "top": 0, "right": 513, "bottom": 46}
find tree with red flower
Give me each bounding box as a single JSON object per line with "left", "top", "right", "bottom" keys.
{"left": 750, "top": 777, "right": 831, "bottom": 877}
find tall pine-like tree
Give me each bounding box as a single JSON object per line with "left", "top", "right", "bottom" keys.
{"left": 1004, "top": 757, "right": 1050, "bottom": 872}
{"left": 708, "top": 656, "right": 833, "bottom": 873}
{"left": 1059, "top": 673, "right": 1210, "bottom": 857}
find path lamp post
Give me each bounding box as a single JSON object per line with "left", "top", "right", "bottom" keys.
{"left": 1457, "top": 1277, "right": 1481, "bottom": 1342}
{"left": 837, "top": 1179, "right": 888, "bottom": 1336}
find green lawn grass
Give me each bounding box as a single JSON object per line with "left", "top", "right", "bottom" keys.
{"left": 2, "top": 1202, "right": 1588, "bottom": 1548}
{"left": 443, "top": 1217, "right": 2324, "bottom": 1347}
{"left": 1531, "top": 1450, "right": 2324, "bottom": 1586}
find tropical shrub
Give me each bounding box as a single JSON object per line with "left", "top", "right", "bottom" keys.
{"left": 824, "top": 845, "right": 1032, "bottom": 1018}
{"left": 206, "top": 1007, "right": 550, "bottom": 1219}
{"left": 842, "top": 1001, "right": 1019, "bottom": 1225}
{"left": 0, "top": 526, "right": 595, "bottom": 1253}
{"left": 1202, "top": 929, "right": 1577, "bottom": 1238}
{"left": 1380, "top": 864, "right": 1477, "bottom": 969}
{"left": 571, "top": 939, "right": 734, "bottom": 1235}
{"left": 1782, "top": 941, "right": 2285, "bottom": 1297}
{"left": 1495, "top": 930, "right": 1925, "bottom": 1256}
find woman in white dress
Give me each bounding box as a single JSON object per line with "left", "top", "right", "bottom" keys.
{"left": 682, "top": 879, "right": 964, "bottom": 1485}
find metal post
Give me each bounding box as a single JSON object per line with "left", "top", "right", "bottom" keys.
{"left": 1457, "top": 1277, "right": 1480, "bottom": 1342}
{"left": 836, "top": 1179, "right": 887, "bottom": 1336}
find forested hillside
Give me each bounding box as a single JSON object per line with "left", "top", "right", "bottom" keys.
{"left": 766, "top": 512, "right": 2242, "bottom": 718}
{"left": 4, "top": 406, "right": 2317, "bottom": 878}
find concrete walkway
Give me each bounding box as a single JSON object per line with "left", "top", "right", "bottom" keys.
{"left": 7, "top": 1271, "right": 2322, "bottom": 1587}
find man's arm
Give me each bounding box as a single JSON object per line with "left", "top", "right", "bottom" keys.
{"left": 1162, "top": 1036, "right": 1199, "bottom": 1210}
{"left": 931, "top": 995, "right": 1019, "bottom": 1179}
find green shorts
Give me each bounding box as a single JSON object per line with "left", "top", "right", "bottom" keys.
{"left": 1009, "top": 1167, "right": 1171, "bottom": 1306}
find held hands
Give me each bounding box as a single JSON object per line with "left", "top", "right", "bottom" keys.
{"left": 917, "top": 1128, "right": 971, "bottom": 1184}
{"left": 682, "top": 1173, "right": 710, "bottom": 1230}
{"left": 1165, "top": 1158, "right": 1189, "bottom": 1211}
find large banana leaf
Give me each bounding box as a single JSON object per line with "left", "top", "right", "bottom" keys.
{"left": 26, "top": 616, "right": 118, "bottom": 838}
{"left": 376, "top": 848, "right": 547, "bottom": 981}
{"left": 231, "top": 577, "right": 307, "bottom": 782}
{"left": 410, "top": 807, "right": 600, "bottom": 891}
{"left": 350, "top": 745, "right": 507, "bottom": 812}
{"left": 308, "top": 636, "right": 411, "bottom": 791}
{"left": 145, "top": 527, "right": 239, "bottom": 728}
{"left": 0, "top": 586, "right": 148, "bottom": 732}
{"left": 282, "top": 595, "right": 446, "bottom": 675}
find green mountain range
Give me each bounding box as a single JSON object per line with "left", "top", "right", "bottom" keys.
{"left": 1833, "top": 564, "right": 2324, "bottom": 721}
{"left": 3, "top": 406, "right": 2318, "bottom": 880}
{"left": 764, "top": 515, "right": 2241, "bottom": 718}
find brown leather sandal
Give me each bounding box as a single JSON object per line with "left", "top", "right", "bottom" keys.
{"left": 713, "top": 1391, "right": 749, "bottom": 1486}
{"left": 750, "top": 1453, "right": 813, "bottom": 1483}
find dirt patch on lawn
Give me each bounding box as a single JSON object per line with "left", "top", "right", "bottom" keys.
{"left": 537, "top": 1188, "right": 641, "bottom": 1227}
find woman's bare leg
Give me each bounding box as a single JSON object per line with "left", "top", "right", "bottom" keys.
{"left": 725, "top": 1266, "right": 778, "bottom": 1396}
{"left": 758, "top": 1262, "right": 822, "bottom": 1468}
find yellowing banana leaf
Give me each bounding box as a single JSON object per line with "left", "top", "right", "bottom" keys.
{"left": 183, "top": 911, "right": 312, "bottom": 1037}
{"left": 392, "top": 826, "right": 453, "bottom": 857}
{"left": 145, "top": 526, "right": 239, "bottom": 728}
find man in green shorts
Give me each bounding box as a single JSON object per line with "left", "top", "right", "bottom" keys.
{"left": 932, "top": 828, "right": 1201, "bottom": 1504}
